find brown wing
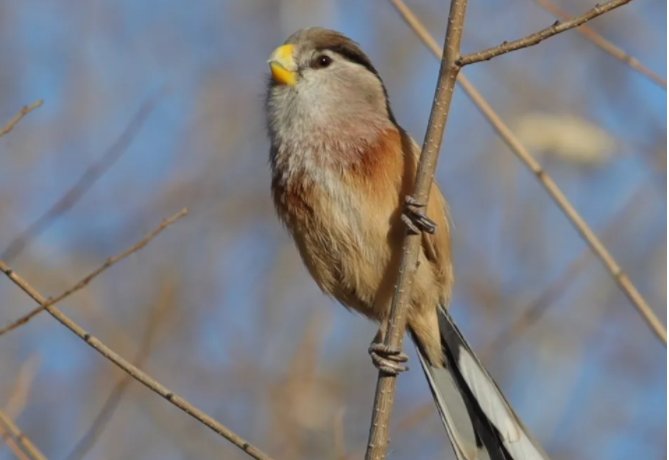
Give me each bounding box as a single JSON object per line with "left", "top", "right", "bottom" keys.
{"left": 400, "top": 131, "right": 454, "bottom": 302}
{"left": 425, "top": 181, "right": 454, "bottom": 300}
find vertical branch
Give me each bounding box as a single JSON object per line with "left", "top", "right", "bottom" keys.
{"left": 388, "top": 0, "right": 666, "bottom": 346}
{"left": 364, "top": 0, "right": 469, "bottom": 459}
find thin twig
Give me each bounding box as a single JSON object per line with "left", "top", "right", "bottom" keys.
{"left": 457, "top": 0, "right": 633, "bottom": 66}
{"left": 0, "top": 421, "right": 32, "bottom": 460}
{"left": 0, "top": 209, "right": 188, "bottom": 338}
{"left": 0, "top": 236, "right": 276, "bottom": 460}
{"left": 0, "top": 408, "right": 48, "bottom": 460}
{"left": 530, "top": 0, "right": 666, "bottom": 89}
{"left": 364, "top": 0, "right": 469, "bottom": 459}
{"left": 388, "top": 0, "right": 667, "bottom": 345}
{"left": 65, "top": 287, "right": 169, "bottom": 460}
{"left": 2, "top": 94, "right": 161, "bottom": 262}
{"left": 0, "top": 101, "right": 43, "bottom": 139}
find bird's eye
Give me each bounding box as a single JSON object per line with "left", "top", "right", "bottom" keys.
{"left": 313, "top": 55, "right": 332, "bottom": 69}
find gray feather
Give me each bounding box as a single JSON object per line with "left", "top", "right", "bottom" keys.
{"left": 412, "top": 307, "right": 551, "bottom": 460}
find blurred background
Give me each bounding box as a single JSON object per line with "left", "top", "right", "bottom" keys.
{"left": 0, "top": 0, "right": 666, "bottom": 459}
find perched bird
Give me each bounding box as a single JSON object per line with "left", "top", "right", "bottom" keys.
{"left": 265, "top": 27, "right": 550, "bottom": 460}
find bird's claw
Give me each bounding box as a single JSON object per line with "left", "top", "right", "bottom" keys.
{"left": 402, "top": 195, "right": 436, "bottom": 235}
{"left": 369, "top": 343, "right": 409, "bottom": 376}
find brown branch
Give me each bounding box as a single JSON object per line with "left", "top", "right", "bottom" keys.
{"left": 0, "top": 408, "right": 48, "bottom": 460}
{"left": 0, "top": 422, "right": 32, "bottom": 460}
{"left": 65, "top": 288, "right": 169, "bottom": 460}
{"left": 0, "top": 209, "right": 188, "bottom": 338}
{"left": 364, "top": 0, "right": 469, "bottom": 459}
{"left": 388, "top": 0, "right": 667, "bottom": 345}
{"left": 2, "top": 95, "right": 161, "bottom": 262}
{"left": 457, "top": 0, "right": 633, "bottom": 66}
{"left": 0, "top": 101, "right": 43, "bottom": 139}
{"left": 531, "top": 0, "right": 666, "bottom": 89}
{"left": 0, "top": 252, "right": 276, "bottom": 460}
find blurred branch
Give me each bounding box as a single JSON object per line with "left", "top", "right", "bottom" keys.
{"left": 457, "top": 0, "right": 633, "bottom": 66}
{"left": 482, "top": 184, "right": 650, "bottom": 356}
{"left": 388, "top": 0, "right": 667, "bottom": 346}
{"left": 333, "top": 408, "right": 346, "bottom": 460}
{"left": 0, "top": 408, "right": 48, "bottom": 460}
{"left": 365, "top": 0, "right": 468, "bottom": 459}
{"left": 530, "top": 0, "right": 667, "bottom": 89}
{"left": 0, "top": 421, "right": 32, "bottom": 460}
{"left": 4, "top": 354, "right": 40, "bottom": 420}
{"left": 0, "top": 101, "right": 43, "bottom": 139}
{"left": 0, "top": 227, "right": 277, "bottom": 460}
{"left": 2, "top": 95, "right": 161, "bottom": 262}
{"left": 65, "top": 286, "right": 169, "bottom": 460}
{"left": 0, "top": 208, "right": 188, "bottom": 338}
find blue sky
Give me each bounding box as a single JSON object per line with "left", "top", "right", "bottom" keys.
{"left": 0, "top": 1, "right": 666, "bottom": 459}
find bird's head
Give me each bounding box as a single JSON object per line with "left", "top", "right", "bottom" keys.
{"left": 265, "top": 28, "right": 397, "bottom": 145}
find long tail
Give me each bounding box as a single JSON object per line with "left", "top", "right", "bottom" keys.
{"left": 411, "top": 306, "right": 551, "bottom": 460}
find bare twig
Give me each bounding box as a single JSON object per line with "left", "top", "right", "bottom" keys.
{"left": 2, "top": 95, "right": 161, "bottom": 262}
{"left": 364, "top": 0, "right": 469, "bottom": 459}
{"left": 0, "top": 209, "right": 188, "bottom": 338}
{"left": 0, "top": 101, "right": 43, "bottom": 139}
{"left": 0, "top": 408, "right": 48, "bottom": 460}
{"left": 0, "top": 421, "right": 32, "bottom": 460}
{"left": 65, "top": 287, "right": 169, "bottom": 460}
{"left": 388, "top": 0, "right": 666, "bottom": 345}
{"left": 530, "top": 0, "right": 666, "bottom": 89}
{"left": 458, "top": 0, "right": 634, "bottom": 66}
{"left": 0, "top": 232, "right": 276, "bottom": 460}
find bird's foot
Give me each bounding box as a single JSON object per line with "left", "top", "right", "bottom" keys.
{"left": 369, "top": 342, "right": 409, "bottom": 376}
{"left": 402, "top": 195, "right": 436, "bottom": 235}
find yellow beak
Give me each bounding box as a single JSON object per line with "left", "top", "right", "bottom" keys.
{"left": 268, "top": 44, "right": 298, "bottom": 86}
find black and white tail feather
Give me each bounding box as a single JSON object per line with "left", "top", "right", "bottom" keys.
{"left": 411, "top": 306, "right": 550, "bottom": 460}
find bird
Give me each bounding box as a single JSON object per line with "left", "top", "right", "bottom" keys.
{"left": 265, "top": 27, "right": 550, "bottom": 460}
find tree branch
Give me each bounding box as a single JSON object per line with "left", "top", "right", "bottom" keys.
{"left": 457, "top": 0, "right": 633, "bottom": 66}
{"left": 0, "top": 422, "right": 31, "bottom": 460}
{"left": 0, "top": 227, "right": 277, "bottom": 460}
{"left": 0, "top": 208, "right": 188, "bottom": 338}
{"left": 388, "top": 0, "right": 666, "bottom": 345}
{"left": 364, "top": 0, "right": 469, "bottom": 459}
{"left": 0, "top": 100, "right": 43, "bottom": 139}
{"left": 65, "top": 289, "right": 168, "bottom": 460}
{"left": 530, "top": 0, "right": 666, "bottom": 89}
{"left": 0, "top": 408, "right": 48, "bottom": 460}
